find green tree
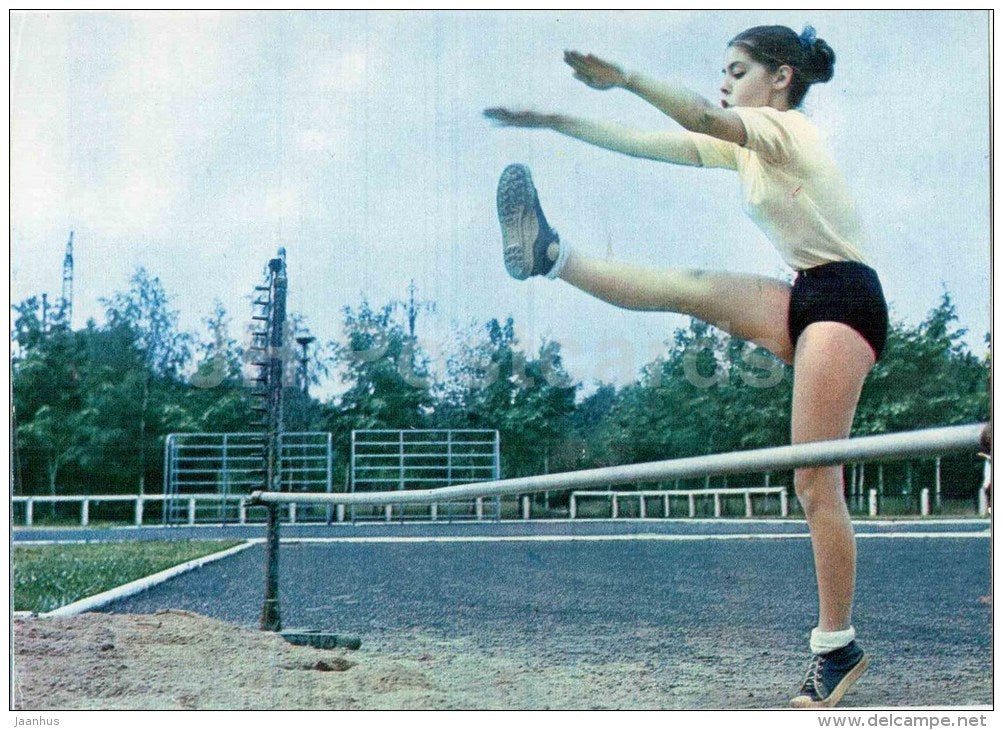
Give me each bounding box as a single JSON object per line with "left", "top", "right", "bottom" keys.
{"left": 13, "top": 343, "right": 79, "bottom": 495}
{"left": 185, "top": 300, "right": 256, "bottom": 433}
{"left": 601, "top": 321, "right": 783, "bottom": 460}
{"left": 11, "top": 299, "right": 96, "bottom": 497}
{"left": 330, "top": 298, "right": 435, "bottom": 432}
{"left": 439, "top": 317, "right": 577, "bottom": 478}
{"left": 561, "top": 383, "right": 622, "bottom": 470}
{"left": 857, "top": 292, "right": 988, "bottom": 434}
{"left": 100, "top": 268, "right": 192, "bottom": 493}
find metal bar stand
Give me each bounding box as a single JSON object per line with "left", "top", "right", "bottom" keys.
{"left": 258, "top": 250, "right": 287, "bottom": 632}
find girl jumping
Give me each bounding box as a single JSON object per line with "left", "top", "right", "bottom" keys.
{"left": 485, "top": 25, "right": 887, "bottom": 709}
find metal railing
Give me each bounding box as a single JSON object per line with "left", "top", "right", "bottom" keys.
{"left": 15, "top": 426, "right": 987, "bottom": 527}
{"left": 251, "top": 424, "right": 987, "bottom": 509}
{"left": 350, "top": 429, "right": 501, "bottom": 521}
{"left": 162, "top": 431, "right": 332, "bottom": 524}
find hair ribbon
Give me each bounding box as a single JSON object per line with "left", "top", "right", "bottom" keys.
{"left": 799, "top": 25, "right": 817, "bottom": 50}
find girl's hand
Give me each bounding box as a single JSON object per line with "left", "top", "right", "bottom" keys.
{"left": 564, "top": 50, "right": 627, "bottom": 90}
{"left": 483, "top": 108, "right": 560, "bottom": 128}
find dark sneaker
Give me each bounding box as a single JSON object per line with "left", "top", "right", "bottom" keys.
{"left": 789, "top": 641, "right": 869, "bottom": 709}
{"left": 496, "top": 164, "right": 561, "bottom": 280}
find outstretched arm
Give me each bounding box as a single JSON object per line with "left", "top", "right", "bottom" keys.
{"left": 484, "top": 108, "right": 701, "bottom": 166}
{"left": 563, "top": 50, "right": 747, "bottom": 146}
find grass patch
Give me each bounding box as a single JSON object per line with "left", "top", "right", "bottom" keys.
{"left": 13, "top": 540, "right": 244, "bottom": 613}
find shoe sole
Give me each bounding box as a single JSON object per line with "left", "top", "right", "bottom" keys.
{"left": 789, "top": 655, "right": 870, "bottom": 709}
{"left": 496, "top": 164, "right": 540, "bottom": 280}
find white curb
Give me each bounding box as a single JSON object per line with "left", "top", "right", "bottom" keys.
{"left": 42, "top": 541, "right": 258, "bottom": 617}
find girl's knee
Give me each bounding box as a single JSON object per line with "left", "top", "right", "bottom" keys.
{"left": 794, "top": 465, "right": 830, "bottom": 492}
{"left": 794, "top": 466, "right": 844, "bottom": 512}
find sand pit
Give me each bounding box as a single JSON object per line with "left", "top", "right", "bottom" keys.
{"left": 13, "top": 610, "right": 445, "bottom": 710}
{"left": 13, "top": 609, "right": 672, "bottom": 710}
{"left": 13, "top": 604, "right": 989, "bottom": 709}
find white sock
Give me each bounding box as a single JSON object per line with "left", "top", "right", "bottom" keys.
{"left": 810, "top": 626, "right": 856, "bottom": 655}
{"left": 545, "top": 239, "right": 570, "bottom": 280}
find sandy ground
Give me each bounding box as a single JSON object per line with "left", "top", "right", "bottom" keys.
{"left": 12, "top": 609, "right": 671, "bottom": 710}
{"left": 13, "top": 610, "right": 441, "bottom": 710}
{"left": 12, "top": 606, "right": 993, "bottom": 710}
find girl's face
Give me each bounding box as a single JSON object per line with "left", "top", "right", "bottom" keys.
{"left": 720, "top": 45, "right": 791, "bottom": 110}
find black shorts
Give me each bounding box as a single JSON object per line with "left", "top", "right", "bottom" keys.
{"left": 788, "top": 261, "right": 889, "bottom": 361}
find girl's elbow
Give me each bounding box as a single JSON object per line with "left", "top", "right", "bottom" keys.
{"left": 680, "top": 102, "right": 718, "bottom": 134}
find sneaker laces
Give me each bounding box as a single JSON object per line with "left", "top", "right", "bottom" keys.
{"left": 799, "top": 654, "right": 826, "bottom": 698}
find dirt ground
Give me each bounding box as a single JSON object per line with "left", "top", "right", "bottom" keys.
{"left": 13, "top": 605, "right": 992, "bottom": 710}
{"left": 13, "top": 610, "right": 441, "bottom": 710}
{"left": 12, "top": 609, "right": 669, "bottom": 710}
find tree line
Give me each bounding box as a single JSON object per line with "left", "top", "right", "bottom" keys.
{"left": 11, "top": 267, "right": 989, "bottom": 502}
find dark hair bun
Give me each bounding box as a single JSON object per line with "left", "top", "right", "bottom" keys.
{"left": 804, "top": 37, "right": 835, "bottom": 84}
{"left": 728, "top": 25, "right": 835, "bottom": 105}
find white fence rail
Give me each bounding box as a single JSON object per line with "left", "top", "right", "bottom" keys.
{"left": 570, "top": 487, "right": 788, "bottom": 519}
{"left": 14, "top": 495, "right": 246, "bottom": 527}
{"left": 12, "top": 494, "right": 506, "bottom": 527}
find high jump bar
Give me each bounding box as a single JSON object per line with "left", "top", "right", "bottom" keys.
{"left": 247, "top": 423, "right": 988, "bottom": 507}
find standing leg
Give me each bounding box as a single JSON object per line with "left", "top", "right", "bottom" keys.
{"left": 788, "top": 321, "right": 875, "bottom": 708}
{"left": 790, "top": 321, "right": 874, "bottom": 630}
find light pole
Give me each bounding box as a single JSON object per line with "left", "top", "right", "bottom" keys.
{"left": 295, "top": 334, "right": 316, "bottom": 396}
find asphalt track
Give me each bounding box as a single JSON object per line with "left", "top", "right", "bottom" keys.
{"left": 15, "top": 520, "right": 992, "bottom": 708}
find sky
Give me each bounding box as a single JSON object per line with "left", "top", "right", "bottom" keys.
{"left": 9, "top": 10, "right": 991, "bottom": 399}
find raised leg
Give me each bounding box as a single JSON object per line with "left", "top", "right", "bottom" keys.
{"left": 559, "top": 250, "right": 796, "bottom": 363}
